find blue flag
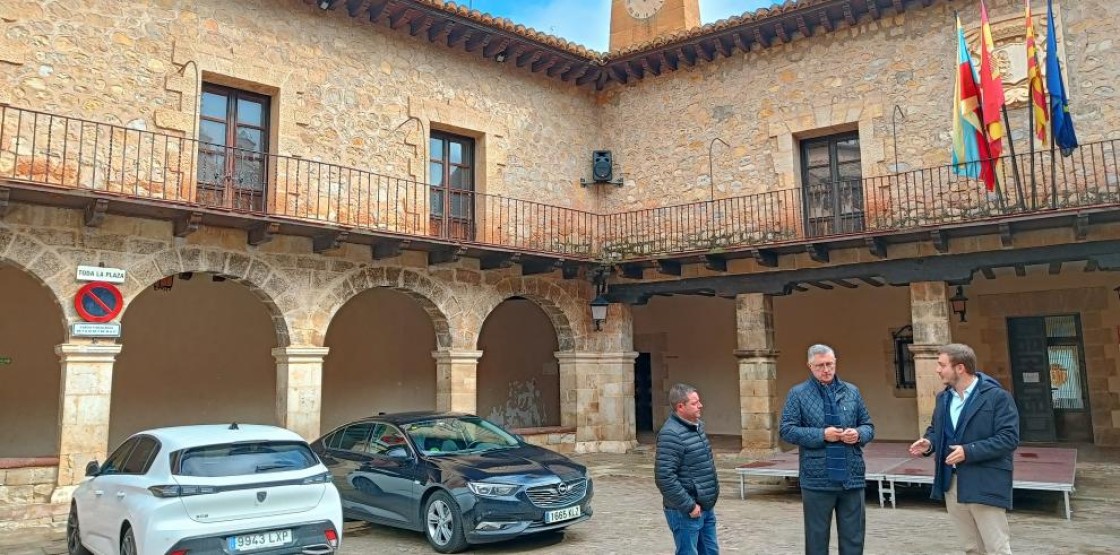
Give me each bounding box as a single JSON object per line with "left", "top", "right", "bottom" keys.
{"left": 1046, "top": 0, "right": 1078, "bottom": 155}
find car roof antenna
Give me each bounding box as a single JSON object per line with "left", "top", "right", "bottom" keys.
{"left": 229, "top": 422, "right": 239, "bottom": 430}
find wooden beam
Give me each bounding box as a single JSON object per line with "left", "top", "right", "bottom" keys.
{"left": 372, "top": 238, "right": 410, "bottom": 260}
{"left": 843, "top": 2, "right": 857, "bottom": 26}
{"left": 867, "top": 0, "right": 880, "bottom": 19}
{"left": 806, "top": 243, "right": 829, "bottom": 263}
{"left": 661, "top": 50, "right": 678, "bottom": 71}
{"left": 731, "top": 32, "right": 751, "bottom": 53}
{"left": 1014, "top": 265, "right": 1027, "bottom": 277}
{"left": 0, "top": 186, "right": 9, "bottom": 217}
{"left": 521, "top": 258, "right": 562, "bottom": 276}
{"left": 832, "top": 278, "right": 858, "bottom": 289}
{"left": 999, "top": 222, "right": 1012, "bottom": 248}
{"left": 346, "top": 0, "right": 373, "bottom": 18}
{"left": 656, "top": 259, "right": 682, "bottom": 276}
{"left": 704, "top": 254, "right": 728, "bottom": 272}
{"left": 696, "top": 42, "right": 715, "bottom": 62}
{"left": 610, "top": 64, "right": 630, "bottom": 83}
{"left": 428, "top": 246, "right": 467, "bottom": 266}
{"left": 387, "top": 7, "right": 412, "bottom": 30}
{"left": 408, "top": 15, "right": 432, "bottom": 37}
{"left": 548, "top": 61, "right": 573, "bottom": 78}
{"left": 640, "top": 57, "right": 659, "bottom": 77}
{"left": 83, "top": 198, "right": 108, "bottom": 227}
{"left": 714, "top": 36, "right": 732, "bottom": 58}
{"left": 480, "top": 252, "right": 520, "bottom": 270}
{"left": 857, "top": 277, "right": 884, "bottom": 287}
{"left": 620, "top": 263, "right": 644, "bottom": 280}
{"left": 981, "top": 267, "right": 997, "bottom": 279}
{"left": 754, "top": 27, "right": 769, "bottom": 49}
{"left": 679, "top": 45, "right": 698, "bottom": 66}
{"left": 892, "top": 0, "right": 905, "bottom": 14}
{"left": 367, "top": 0, "right": 389, "bottom": 22}
{"left": 483, "top": 37, "right": 509, "bottom": 58}
{"left": 625, "top": 60, "right": 644, "bottom": 78}
{"left": 773, "top": 23, "right": 790, "bottom": 44}
{"left": 312, "top": 231, "right": 348, "bottom": 253}
{"left": 174, "top": 212, "right": 203, "bottom": 238}
{"left": 576, "top": 68, "right": 600, "bottom": 86}
{"left": 866, "top": 236, "right": 887, "bottom": 258}
{"left": 819, "top": 10, "right": 833, "bottom": 32}
{"left": 1048, "top": 262, "right": 1062, "bottom": 275}
{"left": 795, "top": 15, "right": 810, "bottom": 38}
{"left": 1074, "top": 213, "right": 1089, "bottom": 240}
{"left": 448, "top": 26, "right": 471, "bottom": 47}
{"left": 561, "top": 264, "right": 580, "bottom": 280}
{"left": 751, "top": 248, "right": 778, "bottom": 267}
{"left": 532, "top": 56, "right": 558, "bottom": 73}
{"left": 247, "top": 221, "right": 277, "bottom": 245}
{"left": 465, "top": 33, "right": 490, "bottom": 53}
{"left": 428, "top": 19, "right": 452, "bottom": 42}
{"left": 516, "top": 49, "right": 541, "bottom": 68}
{"left": 563, "top": 64, "right": 590, "bottom": 82}
{"left": 807, "top": 281, "right": 834, "bottom": 290}
{"left": 930, "top": 229, "right": 949, "bottom": 253}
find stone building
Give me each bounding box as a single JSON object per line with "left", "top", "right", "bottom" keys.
{"left": 1, "top": 0, "right": 1118, "bottom": 529}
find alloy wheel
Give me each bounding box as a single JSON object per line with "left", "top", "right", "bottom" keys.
{"left": 120, "top": 529, "right": 137, "bottom": 555}
{"left": 426, "top": 499, "right": 454, "bottom": 546}
{"left": 66, "top": 506, "right": 89, "bottom": 555}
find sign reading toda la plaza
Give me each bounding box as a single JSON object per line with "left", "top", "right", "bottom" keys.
{"left": 76, "top": 265, "right": 126, "bottom": 284}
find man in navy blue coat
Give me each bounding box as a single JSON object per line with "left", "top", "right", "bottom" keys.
{"left": 909, "top": 343, "right": 1019, "bottom": 555}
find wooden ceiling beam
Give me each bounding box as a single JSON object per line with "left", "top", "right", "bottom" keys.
{"left": 892, "top": 0, "right": 905, "bottom": 14}
{"left": 714, "top": 36, "right": 732, "bottom": 58}
{"left": 819, "top": 10, "right": 833, "bottom": 32}
{"left": 483, "top": 37, "right": 510, "bottom": 58}
{"left": 732, "top": 32, "right": 751, "bottom": 53}
{"left": 428, "top": 19, "right": 452, "bottom": 42}
{"left": 773, "top": 23, "right": 790, "bottom": 44}
{"left": 345, "top": 0, "right": 373, "bottom": 18}
{"left": 640, "top": 57, "right": 659, "bottom": 77}
{"left": 532, "top": 55, "right": 558, "bottom": 73}
{"left": 660, "top": 50, "right": 678, "bottom": 71}
{"left": 754, "top": 27, "right": 770, "bottom": 48}
{"left": 387, "top": 7, "right": 412, "bottom": 30}
{"left": 464, "top": 33, "right": 490, "bottom": 53}
{"left": 547, "top": 61, "right": 573, "bottom": 78}
{"left": 697, "top": 42, "right": 715, "bottom": 62}
{"left": 867, "top": 0, "right": 881, "bottom": 18}
{"left": 448, "top": 27, "right": 471, "bottom": 47}
{"left": 409, "top": 15, "right": 433, "bottom": 37}
{"left": 679, "top": 45, "right": 697, "bottom": 66}
{"left": 795, "top": 15, "right": 811, "bottom": 38}
{"left": 564, "top": 63, "right": 591, "bottom": 82}
{"left": 576, "top": 67, "right": 600, "bottom": 86}
{"left": 843, "top": 2, "right": 857, "bottom": 26}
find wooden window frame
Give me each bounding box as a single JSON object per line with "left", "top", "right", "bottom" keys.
{"left": 800, "top": 131, "right": 864, "bottom": 237}
{"left": 197, "top": 83, "right": 271, "bottom": 212}
{"left": 428, "top": 131, "right": 476, "bottom": 241}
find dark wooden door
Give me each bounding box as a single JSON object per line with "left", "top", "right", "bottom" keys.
{"left": 634, "top": 353, "right": 653, "bottom": 432}
{"left": 429, "top": 132, "right": 475, "bottom": 241}
{"left": 801, "top": 133, "right": 865, "bottom": 237}
{"left": 1007, "top": 317, "right": 1057, "bottom": 442}
{"left": 196, "top": 84, "right": 269, "bottom": 212}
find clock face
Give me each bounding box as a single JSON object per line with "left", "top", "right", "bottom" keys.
{"left": 625, "top": 0, "right": 665, "bottom": 19}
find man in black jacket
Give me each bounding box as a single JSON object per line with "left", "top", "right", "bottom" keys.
{"left": 655, "top": 383, "right": 720, "bottom": 555}
{"left": 909, "top": 343, "right": 1019, "bottom": 555}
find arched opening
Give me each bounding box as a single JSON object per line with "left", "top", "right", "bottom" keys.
{"left": 477, "top": 297, "right": 560, "bottom": 429}
{"left": 110, "top": 272, "right": 280, "bottom": 446}
{"left": 321, "top": 288, "right": 438, "bottom": 432}
{"left": 0, "top": 261, "right": 66, "bottom": 457}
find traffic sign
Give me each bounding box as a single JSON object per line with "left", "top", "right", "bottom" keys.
{"left": 74, "top": 282, "right": 124, "bottom": 323}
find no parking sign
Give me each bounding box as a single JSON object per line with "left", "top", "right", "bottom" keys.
{"left": 74, "top": 281, "right": 123, "bottom": 323}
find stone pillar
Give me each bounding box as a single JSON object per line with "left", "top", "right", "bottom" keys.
{"left": 555, "top": 352, "right": 638, "bottom": 454}
{"left": 909, "top": 282, "right": 952, "bottom": 437}
{"left": 273, "top": 346, "right": 329, "bottom": 441}
{"left": 735, "top": 293, "right": 781, "bottom": 457}
{"left": 433, "top": 349, "right": 482, "bottom": 414}
{"left": 55, "top": 343, "right": 122, "bottom": 487}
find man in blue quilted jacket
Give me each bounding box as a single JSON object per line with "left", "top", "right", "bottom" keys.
{"left": 780, "top": 344, "right": 875, "bottom": 555}
{"left": 655, "top": 383, "right": 720, "bottom": 555}
{"left": 909, "top": 343, "right": 1018, "bottom": 555}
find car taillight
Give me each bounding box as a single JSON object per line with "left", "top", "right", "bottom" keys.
{"left": 302, "top": 471, "right": 331, "bottom": 485}
{"left": 324, "top": 528, "right": 338, "bottom": 548}
{"left": 169, "top": 550, "right": 189, "bottom": 555}
{"left": 148, "top": 484, "right": 216, "bottom": 497}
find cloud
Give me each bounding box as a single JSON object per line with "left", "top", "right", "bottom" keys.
{"left": 467, "top": 0, "right": 784, "bottom": 51}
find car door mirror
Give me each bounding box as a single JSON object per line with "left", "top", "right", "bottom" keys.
{"left": 386, "top": 447, "right": 413, "bottom": 462}
{"left": 84, "top": 460, "right": 100, "bottom": 477}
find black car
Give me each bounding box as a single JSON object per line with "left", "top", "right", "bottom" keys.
{"left": 311, "top": 412, "right": 593, "bottom": 553}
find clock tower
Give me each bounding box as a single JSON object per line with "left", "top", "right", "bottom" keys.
{"left": 609, "top": 0, "right": 700, "bottom": 52}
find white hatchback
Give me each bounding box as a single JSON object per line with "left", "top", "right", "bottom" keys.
{"left": 67, "top": 424, "right": 343, "bottom": 555}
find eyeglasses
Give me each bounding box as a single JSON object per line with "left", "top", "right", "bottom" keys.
{"left": 810, "top": 362, "right": 836, "bottom": 370}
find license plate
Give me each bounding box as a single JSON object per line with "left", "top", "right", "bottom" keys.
{"left": 228, "top": 529, "right": 292, "bottom": 552}
{"left": 544, "top": 505, "right": 581, "bottom": 523}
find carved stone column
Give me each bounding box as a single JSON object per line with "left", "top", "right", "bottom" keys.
{"left": 736, "top": 293, "right": 781, "bottom": 456}
{"left": 555, "top": 351, "right": 639, "bottom": 454}
{"left": 55, "top": 343, "right": 122, "bottom": 488}
{"left": 432, "top": 349, "right": 483, "bottom": 414}
{"left": 909, "top": 282, "right": 952, "bottom": 437}
{"left": 274, "top": 346, "right": 330, "bottom": 441}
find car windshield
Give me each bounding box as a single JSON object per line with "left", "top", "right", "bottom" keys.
{"left": 403, "top": 416, "right": 520, "bottom": 455}
{"left": 173, "top": 441, "right": 318, "bottom": 477}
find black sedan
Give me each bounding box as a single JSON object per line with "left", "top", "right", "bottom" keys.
{"left": 310, "top": 412, "right": 593, "bottom": 553}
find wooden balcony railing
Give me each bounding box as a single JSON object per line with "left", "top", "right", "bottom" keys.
{"left": 2, "top": 104, "right": 1118, "bottom": 263}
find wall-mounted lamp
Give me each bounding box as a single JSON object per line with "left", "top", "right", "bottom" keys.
{"left": 949, "top": 285, "right": 969, "bottom": 323}
{"left": 590, "top": 266, "right": 611, "bottom": 331}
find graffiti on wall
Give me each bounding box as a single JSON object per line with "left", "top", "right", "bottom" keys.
{"left": 486, "top": 379, "right": 546, "bottom": 429}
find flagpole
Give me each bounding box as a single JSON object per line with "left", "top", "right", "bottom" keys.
{"left": 974, "top": 99, "right": 1006, "bottom": 211}
{"left": 1001, "top": 106, "right": 1026, "bottom": 210}
{"left": 1050, "top": 91, "right": 1058, "bottom": 208}
{"left": 1029, "top": 90, "right": 1037, "bottom": 210}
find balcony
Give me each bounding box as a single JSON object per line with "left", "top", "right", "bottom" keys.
{"left": 2, "top": 104, "right": 1118, "bottom": 275}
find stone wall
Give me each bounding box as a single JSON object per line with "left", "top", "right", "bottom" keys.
{"left": 0, "top": 462, "right": 63, "bottom": 531}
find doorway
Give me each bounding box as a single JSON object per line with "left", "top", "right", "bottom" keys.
{"left": 634, "top": 352, "right": 653, "bottom": 432}
{"left": 1007, "top": 314, "right": 1093, "bottom": 443}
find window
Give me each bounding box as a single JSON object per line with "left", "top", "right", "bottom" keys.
{"left": 100, "top": 437, "right": 139, "bottom": 475}
{"left": 174, "top": 441, "right": 318, "bottom": 477}
{"left": 197, "top": 83, "right": 270, "bottom": 212}
{"left": 328, "top": 423, "right": 374, "bottom": 452}
{"left": 429, "top": 132, "right": 475, "bottom": 241}
{"left": 800, "top": 132, "right": 864, "bottom": 237}
{"left": 892, "top": 325, "right": 916, "bottom": 390}
{"left": 365, "top": 424, "right": 410, "bottom": 458}
{"left": 121, "top": 436, "right": 160, "bottom": 475}
{"left": 1044, "top": 315, "right": 1088, "bottom": 410}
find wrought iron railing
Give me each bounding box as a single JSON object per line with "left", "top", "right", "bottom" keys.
{"left": 2, "top": 104, "right": 1117, "bottom": 262}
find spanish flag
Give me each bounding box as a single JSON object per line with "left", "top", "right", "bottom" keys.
{"left": 1026, "top": 0, "right": 1049, "bottom": 146}
{"left": 978, "top": 0, "right": 1007, "bottom": 187}
{"left": 951, "top": 15, "right": 995, "bottom": 190}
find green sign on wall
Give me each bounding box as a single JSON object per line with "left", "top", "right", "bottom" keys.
{"left": 0, "top": 357, "right": 11, "bottom": 365}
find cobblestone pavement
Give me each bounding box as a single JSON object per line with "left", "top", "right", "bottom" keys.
{"left": 5, "top": 450, "right": 1120, "bottom": 555}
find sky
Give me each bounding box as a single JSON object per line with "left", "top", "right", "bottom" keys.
{"left": 462, "top": 0, "right": 784, "bottom": 52}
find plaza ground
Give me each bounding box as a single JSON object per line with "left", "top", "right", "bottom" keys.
{"left": 6, "top": 445, "right": 1119, "bottom": 555}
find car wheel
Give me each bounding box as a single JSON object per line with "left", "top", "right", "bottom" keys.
{"left": 120, "top": 527, "right": 137, "bottom": 555}
{"left": 66, "top": 505, "right": 91, "bottom": 555}
{"left": 424, "top": 490, "right": 468, "bottom": 554}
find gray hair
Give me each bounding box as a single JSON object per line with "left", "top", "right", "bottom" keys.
{"left": 667, "top": 383, "right": 697, "bottom": 410}
{"left": 807, "top": 344, "right": 835, "bottom": 363}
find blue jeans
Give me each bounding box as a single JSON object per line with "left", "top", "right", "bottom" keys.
{"left": 663, "top": 508, "right": 719, "bottom": 555}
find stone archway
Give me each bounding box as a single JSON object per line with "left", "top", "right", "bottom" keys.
{"left": 478, "top": 276, "right": 584, "bottom": 353}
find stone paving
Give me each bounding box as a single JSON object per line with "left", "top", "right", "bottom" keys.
{"left": 4, "top": 450, "right": 1120, "bottom": 555}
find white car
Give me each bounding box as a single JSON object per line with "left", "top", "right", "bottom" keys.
{"left": 67, "top": 424, "right": 343, "bottom": 555}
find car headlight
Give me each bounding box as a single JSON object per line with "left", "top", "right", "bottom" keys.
{"left": 468, "top": 482, "right": 519, "bottom": 497}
